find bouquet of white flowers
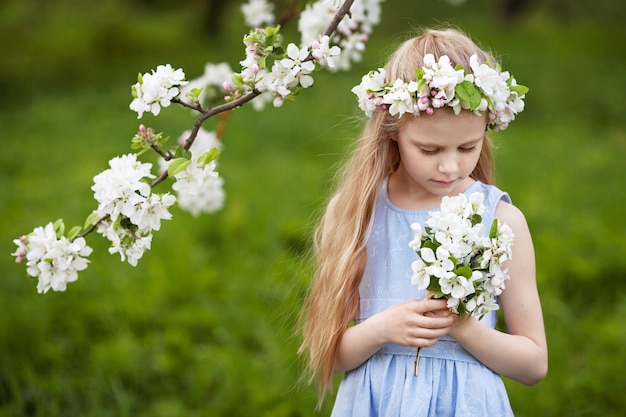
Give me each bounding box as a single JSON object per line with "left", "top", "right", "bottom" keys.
{"left": 408, "top": 191, "right": 515, "bottom": 375}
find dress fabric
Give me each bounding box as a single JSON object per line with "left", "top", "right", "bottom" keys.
{"left": 330, "top": 179, "right": 514, "bottom": 417}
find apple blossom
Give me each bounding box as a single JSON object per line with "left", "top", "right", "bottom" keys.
{"left": 410, "top": 192, "right": 514, "bottom": 319}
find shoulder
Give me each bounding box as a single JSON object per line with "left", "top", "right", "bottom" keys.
{"left": 495, "top": 199, "right": 531, "bottom": 237}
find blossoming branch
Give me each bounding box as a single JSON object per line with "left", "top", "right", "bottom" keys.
{"left": 11, "top": 0, "right": 386, "bottom": 293}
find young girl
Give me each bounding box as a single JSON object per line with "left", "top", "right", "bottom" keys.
{"left": 299, "top": 28, "right": 547, "bottom": 416}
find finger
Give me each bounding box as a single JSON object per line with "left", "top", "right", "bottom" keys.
{"left": 416, "top": 314, "right": 457, "bottom": 330}
{"left": 419, "top": 298, "right": 450, "bottom": 312}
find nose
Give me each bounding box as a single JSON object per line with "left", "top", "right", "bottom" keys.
{"left": 438, "top": 154, "right": 459, "bottom": 176}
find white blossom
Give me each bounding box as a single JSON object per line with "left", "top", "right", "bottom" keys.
{"left": 382, "top": 80, "right": 418, "bottom": 117}
{"left": 12, "top": 223, "right": 93, "bottom": 294}
{"left": 351, "top": 68, "right": 386, "bottom": 117}
{"left": 91, "top": 154, "right": 176, "bottom": 265}
{"left": 179, "top": 62, "right": 233, "bottom": 106}
{"left": 311, "top": 35, "right": 342, "bottom": 68}
{"left": 160, "top": 128, "right": 226, "bottom": 217}
{"left": 409, "top": 192, "right": 515, "bottom": 319}
{"left": 241, "top": 0, "right": 275, "bottom": 28}
{"left": 280, "top": 43, "right": 316, "bottom": 88}
{"left": 130, "top": 64, "right": 188, "bottom": 118}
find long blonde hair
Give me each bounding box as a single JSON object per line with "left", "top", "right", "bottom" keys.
{"left": 298, "top": 28, "right": 498, "bottom": 404}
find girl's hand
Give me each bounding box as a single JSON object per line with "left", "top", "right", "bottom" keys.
{"left": 373, "top": 298, "right": 458, "bottom": 348}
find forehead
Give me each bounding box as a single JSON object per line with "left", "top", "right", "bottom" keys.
{"left": 398, "top": 109, "right": 487, "bottom": 144}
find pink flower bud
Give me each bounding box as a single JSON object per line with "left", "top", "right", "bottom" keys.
{"left": 273, "top": 96, "right": 284, "bottom": 107}
{"left": 223, "top": 81, "right": 233, "bottom": 91}
{"left": 426, "top": 108, "right": 434, "bottom": 115}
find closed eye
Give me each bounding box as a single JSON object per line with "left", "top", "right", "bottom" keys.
{"left": 459, "top": 146, "right": 477, "bottom": 153}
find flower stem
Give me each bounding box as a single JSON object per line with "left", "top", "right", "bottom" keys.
{"left": 414, "top": 346, "right": 423, "bottom": 377}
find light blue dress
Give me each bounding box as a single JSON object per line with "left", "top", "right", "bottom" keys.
{"left": 330, "top": 178, "right": 514, "bottom": 417}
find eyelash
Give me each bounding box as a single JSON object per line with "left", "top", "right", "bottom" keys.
{"left": 419, "top": 146, "right": 476, "bottom": 155}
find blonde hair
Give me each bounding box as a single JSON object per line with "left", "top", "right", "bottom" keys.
{"left": 298, "top": 28, "right": 498, "bottom": 404}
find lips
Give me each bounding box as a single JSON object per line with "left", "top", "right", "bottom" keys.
{"left": 432, "top": 179, "right": 456, "bottom": 187}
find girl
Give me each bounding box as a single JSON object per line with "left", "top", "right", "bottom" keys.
{"left": 299, "top": 28, "right": 547, "bottom": 416}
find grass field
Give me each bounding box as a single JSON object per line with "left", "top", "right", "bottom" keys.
{"left": 1, "top": 1, "right": 625, "bottom": 416}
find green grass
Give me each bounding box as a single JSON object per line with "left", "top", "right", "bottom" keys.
{"left": 1, "top": 0, "right": 625, "bottom": 416}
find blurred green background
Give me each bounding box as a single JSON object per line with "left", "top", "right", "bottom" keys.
{"left": 1, "top": 0, "right": 625, "bottom": 416}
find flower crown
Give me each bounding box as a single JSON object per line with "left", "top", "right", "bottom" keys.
{"left": 351, "top": 53, "right": 529, "bottom": 131}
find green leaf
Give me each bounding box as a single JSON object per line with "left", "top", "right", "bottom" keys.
{"left": 173, "top": 146, "right": 192, "bottom": 160}
{"left": 196, "top": 147, "right": 221, "bottom": 166}
{"left": 67, "top": 226, "right": 82, "bottom": 241}
{"left": 454, "top": 265, "right": 473, "bottom": 278}
{"left": 168, "top": 158, "right": 191, "bottom": 176}
{"left": 423, "top": 240, "right": 439, "bottom": 252}
{"left": 53, "top": 218, "right": 65, "bottom": 237}
{"left": 455, "top": 81, "right": 482, "bottom": 109}
{"left": 426, "top": 276, "right": 440, "bottom": 292}
{"left": 510, "top": 84, "right": 529, "bottom": 96}
{"left": 469, "top": 213, "right": 482, "bottom": 226}
{"left": 84, "top": 212, "right": 100, "bottom": 230}
{"left": 186, "top": 87, "right": 203, "bottom": 100}
{"left": 489, "top": 218, "right": 499, "bottom": 239}
{"left": 416, "top": 78, "right": 428, "bottom": 93}
{"left": 231, "top": 73, "right": 244, "bottom": 87}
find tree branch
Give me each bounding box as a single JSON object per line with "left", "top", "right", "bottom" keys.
{"left": 149, "top": 0, "right": 357, "bottom": 189}
{"left": 323, "top": 0, "right": 355, "bottom": 37}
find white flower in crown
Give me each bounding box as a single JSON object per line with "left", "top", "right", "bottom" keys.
{"left": 421, "top": 54, "right": 464, "bottom": 108}
{"left": 352, "top": 53, "right": 529, "bottom": 131}
{"left": 382, "top": 79, "right": 418, "bottom": 117}
{"left": 351, "top": 68, "right": 387, "bottom": 117}
{"left": 469, "top": 55, "right": 509, "bottom": 103}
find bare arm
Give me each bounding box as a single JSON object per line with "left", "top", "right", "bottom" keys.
{"left": 334, "top": 298, "right": 457, "bottom": 373}
{"left": 449, "top": 201, "right": 548, "bottom": 385}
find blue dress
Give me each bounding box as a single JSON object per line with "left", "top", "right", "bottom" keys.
{"left": 330, "top": 178, "right": 514, "bottom": 417}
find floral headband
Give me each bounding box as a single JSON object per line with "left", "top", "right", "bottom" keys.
{"left": 351, "top": 53, "right": 529, "bottom": 131}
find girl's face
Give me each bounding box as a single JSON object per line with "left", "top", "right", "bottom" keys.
{"left": 392, "top": 109, "right": 487, "bottom": 207}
